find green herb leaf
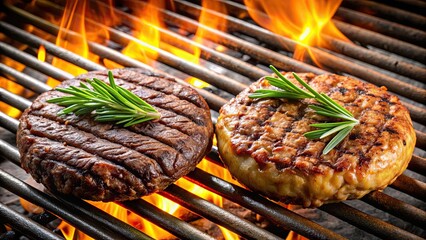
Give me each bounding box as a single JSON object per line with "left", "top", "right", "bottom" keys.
{"left": 47, "top": 71, "right": 161, "bottom": 127}
{"left": 250, "top": 65, "right": 359, "bottom": 155}
{"left": 322, "top": 125, "right": 353, "bottom": 154}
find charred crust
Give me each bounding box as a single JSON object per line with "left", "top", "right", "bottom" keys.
{"left": 17, "top": 68, "right": 213, "bottom": 201}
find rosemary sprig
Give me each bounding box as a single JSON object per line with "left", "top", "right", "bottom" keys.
{"left": 249, "top": 65, "right": 359, "bottom": 155}
{"left": 47, "top": 71, "right": 161, "bottom": 127}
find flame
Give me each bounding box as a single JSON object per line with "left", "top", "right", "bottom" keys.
{"left": 244, "top": 0, "right": 350, "bottom": 66}
{"left": 186, "top": 0, "right": 228, "bottom": 88}
{"left": 170, "top": 0, "right": 227, "bottom": 88}
{"left": 0, "top": 57, "right": 32, "bottom": 118}
{"left": 49, "top": 0, "right": 117, "bottom": 87}
{"left": 121, "top": 0, "right": 164, "bottom": 65}
{"left": 37, "top": 45, "right": 46, "bottom": 62}
{"left": 0, "top": 26, "right": 35, "bottom": 118}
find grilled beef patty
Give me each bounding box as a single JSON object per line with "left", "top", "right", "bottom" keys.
{"left": 17, "top": 69, "right": 213, "bottom": 201}
{"left": 216, "top": 72, "right": 415, "bottom": 207}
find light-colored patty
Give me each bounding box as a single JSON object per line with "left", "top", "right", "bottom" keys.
{"left": 216, "top": 72, "right": 415, "bottom": 207}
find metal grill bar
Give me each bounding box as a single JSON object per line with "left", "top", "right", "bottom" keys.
{"left": 51, "top": 196, "right": 154, "bottom": 240}
{"left": 0, "top": 202, "right": 63, "bottom": 240}
{"left": 0, "top": 168, "right": 131, "bottom": 240}
{"left": 186, "top": 168, "right": 346, "bottom": 240}
{"left": 390, "top": 175, "right": 426, "bottom": 201}
{"left": 335, "top": 7, "right": 426, "bottom": 46}
{"left": 0, "top": 41, "right": 75, "bottom": 80}
{"left": 342, "top": 0, "right": 426, "bottom": 29}
{"left": 0, "top": 62, "right": 51, "bottom": 93}
{"left": 409, "top": 155, "right": 426, "bottom": 175}
{"left": 362, "top": 191, "right": 426, "bottom": 228}
{"left": 0, "top": 87, "right": 32, "bottom": 111}
{"left": 160, "top": 184, "right": 281, "bottom": 240}
{"left": 415, "top": 130, "right": 426, "bottom": 149}
{"left": 0, "top": 21, "right": 104, "bottom": 71}
{"left": 334, "top": 20, "right": 426, "bottom": 63}
{"left": 319, "top": 203, "right": 423, "bottom": 240}
{"left": 0, "top": 111, "right": 19, "bottom": 133}
{"left": 122, "top": 200, "right": 215, "bottom": 240}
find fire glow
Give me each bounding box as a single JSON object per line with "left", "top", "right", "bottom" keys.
{"left": 244, "top": 0, "right": 351, "bottom": 66}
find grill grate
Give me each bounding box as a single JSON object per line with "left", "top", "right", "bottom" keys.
{"left": 0, "top": 0, "right": 425, "bottom": 239}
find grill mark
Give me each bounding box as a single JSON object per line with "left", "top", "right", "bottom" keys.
{"left": 25, "top": 115, "right": 168, "bottom": 189}
{"left": 29, "top": 104, "right": 192, "bottom": 178}
{"left": 18, "top": 69, "right": 213, "bottom": 201}
{"left": 225, "top": 72, "right": 406, "bottom": 172}
{"left": 91, "top": 70, "right": 206, "bottom": 109}
{"left": 37, "top": 90, "right": 203, "bottom": 141}
{"left": 341, "top": 91, "right": 386, "bottom": 161}
{"left": 32, "top": 91, "right": 202, "bottom": 171}
{"left": 73, "top": 75, "right": 209, "bottom": 126}
{"left": 24, "top": 137, "right": 145, "bottom": 199}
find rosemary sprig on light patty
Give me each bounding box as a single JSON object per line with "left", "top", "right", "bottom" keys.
{"left": 47, "top": 71, "right": 161, "bottom": 127}
{"left": 249, "top": 65, "right": 359, "bottom": 155}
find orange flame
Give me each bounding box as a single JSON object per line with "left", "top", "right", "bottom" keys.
{"left": 0, "top": 27, "right": 35, "bottom": 118}
{"left": 49, "top": 0, "right": 116, "bottom": 87}
{"left": 121, "top": 0, "right": 164, "bottom": 66}
{"left": 170, "top": 0, "right": 227, "bottom": 88}
{"left": 37, "top": 45, "right": 46, "bottom": 62}
{"left": 244, "top": 0, "right": 350, "bottom": 66}
{"left": 187, "top": 0, "right": 227, "bottom": 88}
{"left": 0, "top": 59, "right": 26, "bottom": 118}
{"left": 51, "top": 0, "right": 89, "bottom": 82}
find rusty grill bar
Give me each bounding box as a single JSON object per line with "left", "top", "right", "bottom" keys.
{"left": 0, "top": 0, "right": 425, "bottom": 239}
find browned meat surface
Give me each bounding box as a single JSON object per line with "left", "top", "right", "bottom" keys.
{"left": 17, "top": 68, "right": 213, "bottom": 201}
{"left": 216, "top": 72, "right": 415, "bottom": 207}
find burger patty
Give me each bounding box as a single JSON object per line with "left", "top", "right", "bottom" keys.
{"left": 17, "top": 68, "right": 214, "bottom": 201}
{"left": 216, "top": 72, "right": 415, "bottom": 207}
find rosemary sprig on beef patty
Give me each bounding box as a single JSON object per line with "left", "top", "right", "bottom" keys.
{"left": 249, "top": 65, "right": 359, "bottom": 154}
{"left": 47, "top": 71, "right": 161, "bottom": 127}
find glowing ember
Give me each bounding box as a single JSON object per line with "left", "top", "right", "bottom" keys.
{"left": 244, "top": 0, "right": 350, "bottom": 66}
